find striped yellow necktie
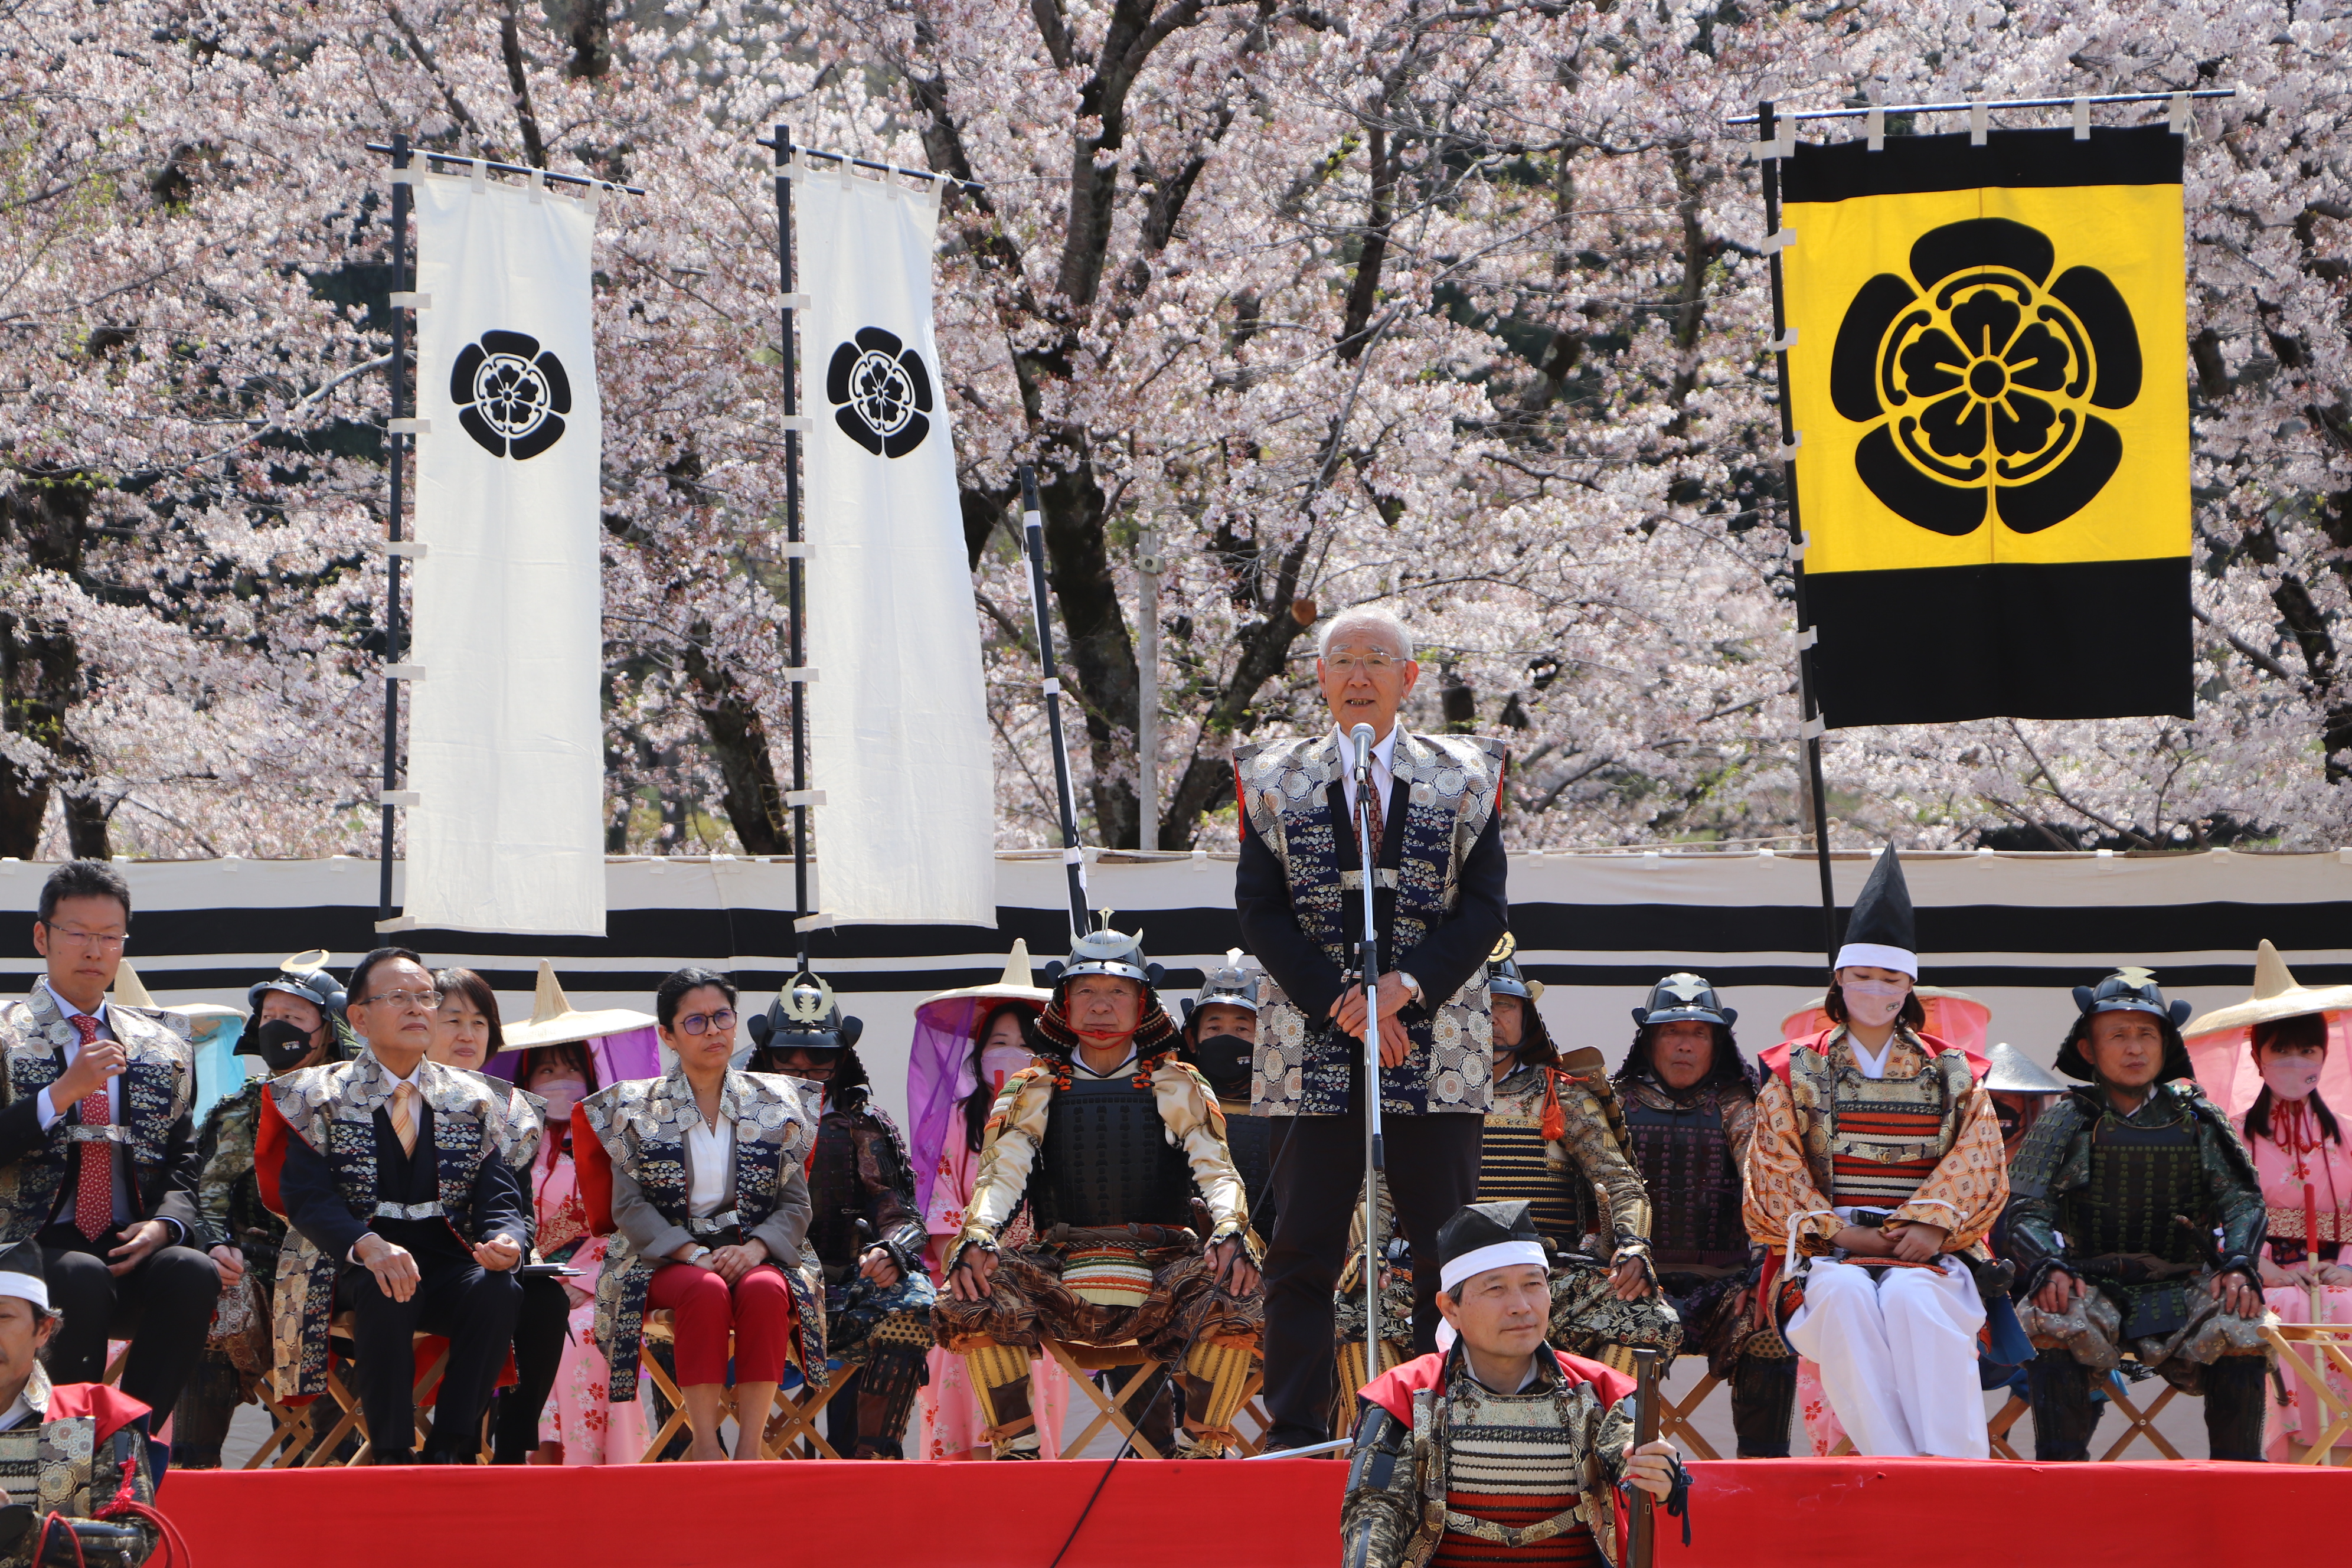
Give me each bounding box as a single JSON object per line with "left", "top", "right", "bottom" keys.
{"left": 390, "top": 1082, "right": 419, "bottom": 1157}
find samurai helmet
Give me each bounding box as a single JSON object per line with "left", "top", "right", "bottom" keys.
{"left": 247, "top": 950, "right": 347, "bottom": 1020}
{"left": 1631, "top": 971, "right": 1736, "bottom": 1029}
{"left": 2055, "top": 968, "right": 2193, "bottom": 1083}
{"left": 1184, "top": 949, "right": 1260, "bottom": 1023}
{"left": 747, "top": 971, "right": 865, "bottom": 1054}
{"left": 1488, "top": 933, "right": 1543, "bottom": 1003}
{"left": 1043, "top": 926, "right": 1165, "bottom": 991}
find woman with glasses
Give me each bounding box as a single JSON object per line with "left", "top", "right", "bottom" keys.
{"left": 577, "top": 967, "right": 820, "bottom": 1462}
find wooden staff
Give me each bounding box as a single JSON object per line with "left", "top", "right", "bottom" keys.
{"left": 1631, "top": 1345, "right": 1661, "bottom": 1568}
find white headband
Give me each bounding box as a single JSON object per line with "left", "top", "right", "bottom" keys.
{"left": 0, "top": 1274, "right": 48, "bottom": 1313}
{"left": 1835, "top": 942, "right": 1918, "bottom": 979}
{"left": 1439, "top": 1240, "right": 1548, "bottom": 1293}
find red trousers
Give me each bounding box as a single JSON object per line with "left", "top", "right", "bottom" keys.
{"left": 645, "top": 1262, "right": 795, "bottom": 1386}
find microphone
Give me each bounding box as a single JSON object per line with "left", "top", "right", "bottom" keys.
{"left": 1350, "top": 722, "right": 1376, "bottom": 780}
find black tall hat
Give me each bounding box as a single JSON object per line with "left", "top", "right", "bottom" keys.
{"left": 1835, "top": 846, "right": 1917, "bottom": 977}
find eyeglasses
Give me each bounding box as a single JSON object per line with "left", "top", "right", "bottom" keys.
{"left": 1324, "top": 652, "right": 1400, "bottom": 675}
{"left": 675, "top": 1009, "right": 738, "bottom": 1036}
{"left": 43, "top": 924, "right": 127, "bottom": 952}
{"left": 359, "top": 989, "right": 444, "bottom": 1011}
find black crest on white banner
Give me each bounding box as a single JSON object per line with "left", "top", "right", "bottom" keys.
{"left": 451, "top": 330, "right": 573, "bottom": 460}
{"left": 825, "top": 327, "right": 932, "bottom": 458}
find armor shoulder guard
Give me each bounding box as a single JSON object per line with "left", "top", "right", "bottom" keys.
{"left": 2007, "top": 1093, "right": 2093, "bottom": 1201}
{"left": 1553, "top": 1051, "right": 1634, "bottom": 1157}
{"left": 2173, "top": 1082, "right": 2263, "bottom": 1191}
{"left": 198, "top": 1078, "right": 263, "bottom": 1142}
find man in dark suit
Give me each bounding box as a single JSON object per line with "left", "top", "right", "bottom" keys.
{"left": 0, "top": 860, "right": 218, "bottom": 1419}
{"left": 1234, "top": 606, "right": 1508, "bottom": 1451}
{"left": 272, "top": 948, "right": 530, "bottom": 1464}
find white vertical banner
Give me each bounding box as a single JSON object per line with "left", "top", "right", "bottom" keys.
{"left": 796, "top": 162, "right": 996, "bottom": 926}
{"left": 405, "top": 172, "right": 606, "bottom": 935}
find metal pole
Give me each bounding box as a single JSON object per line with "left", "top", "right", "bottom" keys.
{"left": 1353, "top": 730, "right": 1385, "bottom": 1370}
{"left": 1757, "top": 99, "right": 1841, "bottom": 969}
{"left": 1136, "top": 526, "right": 1160, "bottom": 851}
{"left": 1017, "top": 463, "right": 1090, "bottom": 940}
{"left": 378, "top": 133, "right": 411, "bottom": 927}
{"left": 775, "top": 124, "right": 811, "bottom": 973}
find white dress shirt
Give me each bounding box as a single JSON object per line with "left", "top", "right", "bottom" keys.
{"left": 685, "top": 1115, "right": 734, "bottom": 1219}
{"left": 0, "top": 1392, "right": 31, "bottom": 1432}
{"left": 1332, "top": 723, "right": 1397, "bottom": 831}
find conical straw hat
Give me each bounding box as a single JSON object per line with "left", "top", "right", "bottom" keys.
{"left": 112, "top": 959, "right": 241, "bottom": 1028}
{"left": 2181, "top": 940, "right": 2352, "bottom": 1038}
{"left": 914, "top": 941, "right": 1051, "bottom": 1032}
{"left": 497, "top": 959, "right": 658, "bottom": 1052}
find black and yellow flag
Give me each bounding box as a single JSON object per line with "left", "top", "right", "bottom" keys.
{"left": 1781, "top": 126, "right": 2190, "bottom": 727}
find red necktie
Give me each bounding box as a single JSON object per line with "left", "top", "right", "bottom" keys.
{"left": 68, "top": 1013, "right": 112, "bottom": 1241}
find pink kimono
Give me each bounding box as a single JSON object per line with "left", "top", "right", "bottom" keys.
{"left": 2244, "top": 1103, "right": 2352, "bottom": 1454}
{"left": 917, "top": 1134, "right": 1073, "bottom": 1460}
{"left": 533, "top": 1144, "right": 649, "bottom": 1464}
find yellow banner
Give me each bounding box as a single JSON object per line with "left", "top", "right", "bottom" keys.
{"left": 1782, "top": 182, "right": 2187, "bottom": 577}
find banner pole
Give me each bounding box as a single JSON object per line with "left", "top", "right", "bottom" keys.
{"left": 774, "top": 124, "right": 812, "bottom": 973}
{"left": 1756, "top": 99, "right": 1840, "bottom": 969}
{"left": 1017, "top": 463, "right": 1090, "bottom": 942}
{"left": 378, "top": 132, "right": 411, "bottom": 928}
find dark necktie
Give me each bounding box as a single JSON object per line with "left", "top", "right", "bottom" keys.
{"left": 68, "top": 1014, "right": 112, "bottom": 1240}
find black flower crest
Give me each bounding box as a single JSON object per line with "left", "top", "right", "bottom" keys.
{"left": 1828, "top": 217, "right": 2141, "bottom": 537}
{"left": 450, "top": 330, "right": 572, "bottom": 460}
{"left": 825, "top": 327, "right": 932, "bottom": 458}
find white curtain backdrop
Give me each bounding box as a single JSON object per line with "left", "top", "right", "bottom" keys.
{"left": 795, "top": 160, "right": 996, "bottom": 926}
{"left": 405, "top": 171, "right": 606, "bottom": 935}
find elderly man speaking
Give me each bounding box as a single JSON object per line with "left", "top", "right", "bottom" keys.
{"left": 1235, "top": 605, "right": 1508, "bottom": 1452}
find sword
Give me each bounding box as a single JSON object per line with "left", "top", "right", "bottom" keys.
{"left": 1631, "top": 1346, "right": 1661, "bottom": 1568}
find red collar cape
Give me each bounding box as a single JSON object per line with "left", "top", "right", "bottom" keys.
{"left": 1360, "top": 1347, "right": 1634, "bottom": 1425}
{"left": 39, "top": 1383, "right": 151, "bottom": 1447}
{"left": 1758, "top": 1025, "right": 1991, "bottom": 1085}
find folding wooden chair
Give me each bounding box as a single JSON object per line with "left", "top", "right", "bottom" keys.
{"left": 273, "top": 1319, "right": 481, "bottom": 1466}
{"left": 1655, "top": 1358, "right": 1725, "bottom": 1462}
{"left": 1985, "top": 1393, "right": 2030, "bottom": 1459}
{"left": 2262, "top": 1322, "right": 2352, "bottom": 1465}
{"left": 1043, "top": 1340, "right": 1172, "bottom": 1459}
{"left": 636, "top": 1311, "right": 845, "bottom": 1461}
{"left": 2094, "top": 1361, "right": 2182, "bottom": 1461}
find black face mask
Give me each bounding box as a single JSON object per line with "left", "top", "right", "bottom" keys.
{"left": 1191, "top": 1034, "right": 1253, "bottom": 1098}
{"left": 254, "top": 1018, "right": 318, "bottom": 1073}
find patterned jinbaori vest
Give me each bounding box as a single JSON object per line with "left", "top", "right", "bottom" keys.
{"left": 1424, "top": 1370, "right": 1614, "bottom": 1568}
{"left": 266, "top": 1053, "right": 533, "bottom": 1399}
{"left": 582, "top": 1069, "right": 825, "bottom": 1403}
{"left": 0, "top": 989, "right": 194, "bottom": 1241}
{"left": 1481, "top": 1067, "right": 1593, "bottom": 1253}
{"left": 1236, "top": 731, "right": 1507, "bottom": 1118}
{"left": 2058, "top": 1099, "right": 2213, "bottom": 1338}
{"left": 1622, "top": 1091, "right": 1747, "bottom": 1269}
{"left": 1030, "top": 1073, "right": 1196, "bottom": 1233}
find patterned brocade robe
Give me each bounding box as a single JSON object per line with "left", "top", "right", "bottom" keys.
{"left": 580, "top": 1069, "right": 824, "bottom": 1403}
{"left": 1743, "top": 1026, "right": 2008, "bottom": 1275}
{"left": 264, "top": 1052, "right": 540, "bottom": 1399}
{"left": 0, "top": 1363, "right": 161, "bottom": 1568}
{"left": 1236, "top": 731, "right": 1507, "bottom": 1118}
{"left": 0, "top": 988, "right": 197, "bottom": 1241}
{"left": 1342, "top": 1346, "right": 1636, "bottom": 1568}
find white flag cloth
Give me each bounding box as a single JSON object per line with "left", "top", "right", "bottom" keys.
{"left": 404, "top": 172, "right": 606, "bottom": 935}
{"left": 796, "top": 163, "right": 996, "bottom": 926}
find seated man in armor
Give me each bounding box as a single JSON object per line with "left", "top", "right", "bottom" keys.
{"left": 2005, "top": 969, "right": 2273, "bottom": 1462}
{"left": 934, "top": 928, "right": 1263, "bottom": 1459}
{"left": 0, "top": 1242, "right": 162, "bottom": 1567}
{"left": 748, "top": 976, "right": 935, "bottom": 1460}
{"left": 1613, "top": 971, "right": 1794, "bottom": 1457}
{"left": 1341, "top": 1201, "right": 1683, "bottom": 1568}
{"left": 1179, "top": 952, "right": 1274, "bottom": 1233}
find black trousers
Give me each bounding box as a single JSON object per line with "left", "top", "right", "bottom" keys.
{"left": 41, "top": 1223, "right": 221, "bottom": 1418}
{"left": 1261, "top": 1107, "right": 1482, "bottom": 1447}
{"left": 337, "top": 1256, "right": 520, "bottom": 1462}
{"left": 2026, "top": 1347, "right": 2269, "bottom": 1462}
{"left": 492, "top": 1274, "right": 571, "bottom": 1463}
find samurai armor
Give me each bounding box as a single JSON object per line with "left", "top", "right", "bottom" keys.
{"left": 2057, "top": 1106, "right": 2214, "bottom": 1340}
{"left": 1030, "top": 1074, "right": 1197, "bottom": 1232}
{"left": 1827, "top": 1071, "right": 1954, "bottom": 1210}
{"left": 1477, "top": 1120, "right": 1593, "bottom": 1253}
{"left": 1623, "top": 1096, "right": 1747, "bottom": 1268}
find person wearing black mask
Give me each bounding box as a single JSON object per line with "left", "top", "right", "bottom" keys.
{"left": 175, "top": 953, "right": 352, "bottom": 1466}
{"left": 1180, "top": 952, "right": 1274, "bottom": 1236}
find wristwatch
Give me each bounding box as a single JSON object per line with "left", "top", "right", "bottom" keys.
{"left": 685, "top": 1245, "right": 713, "bottom": 1266}
{"left": 1396, "top": 972, "right": 1423, "bottom": 1005}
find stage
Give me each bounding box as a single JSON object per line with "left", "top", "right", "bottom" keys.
{"left": 159, "top": 1456, "right": 2343, "bottom": 1566}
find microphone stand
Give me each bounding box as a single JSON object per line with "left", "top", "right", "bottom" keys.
{"left": 1351, "top": 723, "right": 1385, "bottom": 1377}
